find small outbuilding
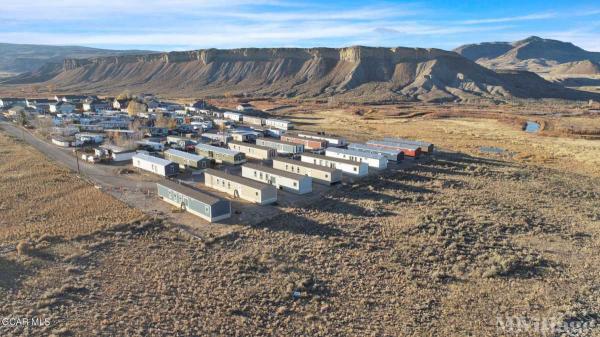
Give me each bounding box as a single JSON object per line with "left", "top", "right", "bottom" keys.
{"left": 156, "top": 180, "right": 231, "bottom": 222}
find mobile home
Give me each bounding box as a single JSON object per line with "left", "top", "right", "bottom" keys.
{"left": 203, "top": 169, "right": 277, "bottom": 205}
{"left": 301, "top": 153, "right": 368, "bottom": 177}
{"left": 280, "top": 134, "right": 327, "bottom": 150}
{"left": 97, "top": 145, "right": 136, "bottom": 162}
{"left": 241, "top": 163, "right": 312, "bottom": 194}
{"left": 272, "top": 157, "right": 341, "bottom": 185}
{"left": 242, "top": 115, "right": 264, "bottom": 126}
{"left": 255, "top": 138, "right": 304, "bottom": 155}
{"left": 132, "top": 153, "right": 178, "bottom": 177}
{"left": 195, "top": 143, "right": 246, "bottom": 165}
{"left": 164, "top": 149, "right": 212, "bottom": 170}
{"left": 157, "top": 180, "right": 231, "bottom": 222}
{"left": 228, "top": 141, "right": 277, "bottom": 160}
{"left": 383, "top": 137, "right": 434, "bottom": 154}
{"left": 366, "top": 140, "right": 422, "bottom": 158}
{"left": 136, "top": 140, "right": 165, "bottom": 151}
{"left": 325, "top": 147, "right": 388, "bottom": 169}
{"left": 347, "top": 143, "right": 404, "bottom": 162}
{"left": 201, "top": 132, "right": 232, "bottom": 144}
{"left": 295, "top": 132, "right": 347, "bottom": 147}
{"left": 223, "top": 111, "right": 243, "bottom": 122}
{"left": 265, "top": 118, "right": 294, "bottom": 130}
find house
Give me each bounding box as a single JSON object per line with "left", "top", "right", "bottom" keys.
{"left": 51, "top": 136, "right": 82, "bottom": 147}
{"left": 224, "top": 111, "right": 243, "bottom": 122}
{"left": 301, "top": 153, "right": 368, "bottom": 177}
{"left": 156, "top": 180, "right": 231, "bottom": 222}
{"left": 241, "top": 163, "right": 312, "bottom": 195}
{"left": 236, "top": 103, "right": 253, "bottom": 112}
{"left": 113, "top": 99, "right": 129, "bottom": 110}
{"left": 132, "top": 153, "right": 178, "bottom": 177}
{"left": 280, "top": 133, "right": 327, "bottom": 150}
{"left": 49, "top": 102, "right": 75, "bottom": 114}
{"left": 26, "top": 99, "right": 54, "bottom": 114}
{"left": 166, "top": 135, "right": 197, "bottom": 150}
{"left": 366, "top": 140, "right": 422, "bottom": 158}
{"left": 195, "top": 143, "right": 246, "bottom": 165}
{"left": 383, "top": 137, "right": 434, "bottom": 154}
{"left": 325, "top": 147, "right": 388, "bottom": 169}
{"left": 164, "top": 149, "right": 212, "bottom": 170}
{"left": 347, "top": 143, "right": 404, "bottom": 162}
{"left": 0, "top": 98, "right": 27, "bottom": 109}
{"left": 75, "top": 132, "right": 105, "bottom": 144}
{"left": 97, "top": 144, "right": 137, "bottom": 162}
{"left": 242, "top": 115, "right": 264, "bottom": 126}
{"left": 255, "top": 138, "right": 304, "bottom": 155}
{"left": 83, "top": 99, "right": 111, "bottom": 113}
{"left": 272, "top": 157, "right": 341, "bottom": 185}
{"left": 203, "top": 169, "right": 277, "bottom": 205}
{"left": 136, "top": 140, "right": 165, "bottom": 152}
{"left": 228, "top": 141, "right": 276, "bottom": 160}
{"left": 295, "top": 132, "right": 347, "bottom": 147}
{"left": 265, "top": 118, "right": 294, "bottom": 130}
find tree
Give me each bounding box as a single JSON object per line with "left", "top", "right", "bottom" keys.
{"left": 127, "top": 100, "right": 147, "bottom": 117}
{"left": 17, "top": 110, "right": 28, "bottom": 126}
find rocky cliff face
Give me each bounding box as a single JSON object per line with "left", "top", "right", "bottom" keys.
{"left": 9, "top": 45, "right": 599, "bottom": 102}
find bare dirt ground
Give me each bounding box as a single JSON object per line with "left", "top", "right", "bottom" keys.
{"left": 1, "top": 102, "right": 600, "bottom": 336}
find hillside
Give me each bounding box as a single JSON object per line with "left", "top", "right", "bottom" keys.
{"left": 0, "top": 43, "right": 152, "bottom": 77}
{"left": 6, "top": 46, "right": 598, "bottom": 102}
{"left": 455, "top": 36, "right": 600, "bottom": 75}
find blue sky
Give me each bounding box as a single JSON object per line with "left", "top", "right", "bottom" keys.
{"left": 1, "top": 0, "right": 599, "bottom": 51}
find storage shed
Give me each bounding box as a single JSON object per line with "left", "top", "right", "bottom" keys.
{"left": 272, "top": 157, "right": 341, "bottom": 185}
{"left": 195, "top": 143, "right": 246, "bottom": 165}
{"left": 164, "top": 149, "right": 212, "bottom": 170}
{"left": 383, "top": 137, "right": 434, "bottom": 154}
{"left": 132, "top": 153, "right": 178, "bottom": 177}
{"left": 325, "top": 147, "right": 388, "bottom": 169}
{"left": 366, "top": 140, "right": 422, "bottom": 158}
{"left": 347, "top": 143, "right": 404, "bottom": 162}
{"left": 301, "top": 153, "right": 368, "bottom": 177}
{"left": 156, "top": 180, "right": 231, "bottom": 222}
{"left": 228, "top": 141, "right": 277, "bottom": 160}
{"left": 241, "top": 163, "right": 312, "bottom": 194}
{"left": 280, "top": 134, "right": 327, "bottom": 150}
{"left": 203, "top": 169, "right": 277, "bottom": 205}
{"left": 256, "top": 138, "right": 304, "bottom": 155}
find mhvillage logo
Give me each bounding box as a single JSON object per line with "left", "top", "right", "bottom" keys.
{"left": 1, "top": 316, "right": 51, "bottom": 327}
{"left": 497, "top": 315, "right": 597, "bottom": 335}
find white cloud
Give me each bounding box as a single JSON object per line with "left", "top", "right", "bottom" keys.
{"left": 459, "top": 12, "right": 556, "bottom": 25}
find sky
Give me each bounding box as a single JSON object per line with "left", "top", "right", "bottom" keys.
{"left": 0, "top": 0, "right": 599, "bottom": 51}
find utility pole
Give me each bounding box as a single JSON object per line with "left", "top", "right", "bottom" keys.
{"left": 75, "top": 149, "right": 81, "bottom": 175}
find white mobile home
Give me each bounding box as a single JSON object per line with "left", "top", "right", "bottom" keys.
{"left": 203, "top": 169, "right": 277, "bottom": 205}
{"left": 301, "top": 153, "right": 368, "bottom": 177}
{"left": 272, "top": 157, "right": 341, "bottom": 185}
{"left": 347, "top": 143, "right": 404, "bottom": 162}
{"left": 242, "top": 115, "right": 264, "bottom": 126}
{"left": 157, "top": 180, "right": 231, "bottom": 222}
{"left": 241, "top": 163, "right": 312, "bottom": 194}
{"left": 383, "top": 137, "right": 434, "bottom": 154}
{"left": 97, "top": 145, "right": 137, "bottom": 162}
{"left": 75, "top": 132, "right": 105, "bottom": 144}
{"left": 132, "top": 153, "right": 178, "bottom": 177}
{"left": 136, "top": 140, "right": 165, "bottom": 151}
{"left": 325, "top": 147, "right": 388, "bottom": 169}
{"left": 223, "top": 111, "right": 243, "bottom": 122}
{"left": 228, "top": 141, "right": 276, "bottom": 160}
{"left": 265, "top": 118, "right": 294, "bottom": 130}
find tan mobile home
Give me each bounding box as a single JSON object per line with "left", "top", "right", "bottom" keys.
{"left": 241, "top": 163, "right": 312, "bottom": 194}
{"left": 203, "top": 169, "right": 277, "bottom": 205}
{"left": 272, "top": 157, "right": 341, "bottom": 185}
{"left": 228, "top": 141, "right": 276, "bottom": 160}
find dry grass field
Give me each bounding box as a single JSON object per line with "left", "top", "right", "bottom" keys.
{"left": 1, "top": 103, "right": 600, "bottom": 336}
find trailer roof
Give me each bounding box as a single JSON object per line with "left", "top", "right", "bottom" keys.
{"left": 273, "top": 157, "right": 338, "bottom": 173}
{"left": 301, "top": 152, "right": 364, "bottom": 167}
{"left": 228, "top": 140, "right": 273, "bottom": 151}
{"left": 195, "top": 143, "right": 240, "bottom": 156}
{"left": 165, "top": 149, "right": 208, "bottom": 162}
{"left": 157, "top": 180, "right": 223, "bottom": 205}
{"left": 204, "top": 168, "right": 272, "bottom": 191}
{"left": 383, "top": 137, "right": 433, "bottom": 147}
{"left": 133, "top": 153, "right": 174, "bottom": 166}
{"left": 243, "top": 163, "right": 308, "bottom": 180}
{"left": 366, "top": 140, "right": 421, "bottom": 151}
{"left": 325, "top": 147, "right": 385, "bottom": 160}
{"left": 348, "top": 143, "right": 401, "bottom": 155}
{"left": 257, "top": 138, "right": 303, "bottom": 147}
